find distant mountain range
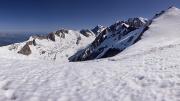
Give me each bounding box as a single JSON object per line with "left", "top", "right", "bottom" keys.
{"left": 1, "top": 16, "right": 149, "bottom": 62}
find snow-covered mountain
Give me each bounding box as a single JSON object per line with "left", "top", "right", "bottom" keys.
{"left": 4, "top": 28, "right": 95, "bottom": 62}
{"left": 116, "top": 6, "right": 180, "bottom": 57}
{"left": 0, "top": 6, "right": 180, "bottom": 101}
{"left": 69, "top": 17, "right": 149, "bottom": 61}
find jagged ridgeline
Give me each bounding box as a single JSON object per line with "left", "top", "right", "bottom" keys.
{"left": 9, "top": 6, "right": 173, "bottom": 62}
{"left": 69, "top": 17, "right": 150, "bottom": 61}
{"left": 8, "top": 28, "right": 96, "bottom": 62}
{"left": 8, "top": 17, "right": 151, "bottom": 62}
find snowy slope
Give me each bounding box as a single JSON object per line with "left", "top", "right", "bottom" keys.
{"left": 0, "top": 42, "right": 180, "bottom": 101}
{"left": 114, "top": 6, "right": 180, "bottom": 59}
{"left": 0, "top": 6, "right": 180, "bottom": 101}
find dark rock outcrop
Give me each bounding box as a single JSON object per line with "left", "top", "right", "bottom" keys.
{"left": 126, "top": 17, "right": 148, "bottom": 28}
{"left": 80, "top": 29, "right": 94, "bottom": 37}
{"left": 91, "top": 25, "right": 106, "bottom": 36}
{"left": 76, "top": 37, "right": 81, "bottom": 45}
{"left": 47, "top": 32, "right": 55, "bottom": 41}
{"left": 26, "top": 39, "right": 36, "bottom": 46}
{"left": 55, "top": 29, "right": 69, "bottom": 38}
{"left": 18, "top": 44, "right": 31, "bottom": 55}
{"left": 17, "top": 39, "right": 37, "bottom": 55}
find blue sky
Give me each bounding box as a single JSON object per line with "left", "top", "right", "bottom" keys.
{"left": 0, "top": 0, "right": 179, "bottom": 33}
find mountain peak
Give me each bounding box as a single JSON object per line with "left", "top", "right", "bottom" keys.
{"left": 153, "top": 6, "right": 180, "bottom": 19}
{"left": 165, "top": 6, "right": 180, "bottom": 14}
{"left": 91, "top": 25, "right": 106, "bottom": 36}
{"left": 162, "top": 6, "right": 180, "bottom": 17}
{"left": 96, "top": 25, "right": 104, "bottom": 28}
{"left": 168, "top": 6, "right": 179, "bottom": 10}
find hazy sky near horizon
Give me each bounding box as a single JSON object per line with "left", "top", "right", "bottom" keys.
{"left": 0, "top": 0, "right": 179, "bottom": 33}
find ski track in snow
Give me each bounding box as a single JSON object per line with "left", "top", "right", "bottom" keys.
{"left": 0, "top": 42, "right": 180, "bottom": 101}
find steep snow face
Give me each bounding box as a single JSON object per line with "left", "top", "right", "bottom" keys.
{"left": 69, "top": 17, "right": 149, "bottom": 61}
{"left": 3, "top": 29, "right": 95, "bottom": 62}
{"left": 115, "top": 6, "right": 180, "bottom": 58}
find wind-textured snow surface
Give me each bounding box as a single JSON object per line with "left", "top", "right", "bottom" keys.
{"left": 0, "top": 44, "right": 180, "bottom": 101}
{"left": 0, "top": 7, "right": 180, "bottom": 101}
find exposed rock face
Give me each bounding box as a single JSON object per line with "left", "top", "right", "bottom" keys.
{"left": 55, "top": 28, "right": 69, "bottom": 38}
{"left": 91, "top": 25, "right": 106, "bottom": 36}
{"left": 47, "top": 32, "right": 55, "bottom": 41}
{"left": 80, "top": 29, "right": 94, "bottom": 37}
{"left": 26, "top": 39, "right": 36, "bottom": 46}
{"left": 69, "top": 17, "right": 150, "bottom": 61}
{"left": 31, "top": 28, "right": 69, "bottom": 42}
{"left": 18, "top": 44, "right": 31, "bottom": 55}
{"left": 17, "top": 39, "right": 36, "bottom": 55}
{"left": 126, "top": 17, "right": 148, "bottom": 28}
{"left": 76, "top": 36, "right": 81, "bottom": 45}
{"left": 33, "top": 39, "right": 36, "bottom": 46}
